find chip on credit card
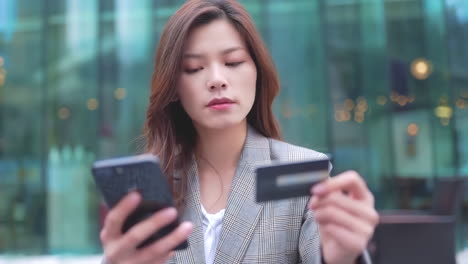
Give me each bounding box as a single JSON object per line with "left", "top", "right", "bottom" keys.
{"left": 256, "top": 158, "right": 330, "bottom": 202}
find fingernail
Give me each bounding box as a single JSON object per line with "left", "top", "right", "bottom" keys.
{"left": 181, "top": 222, "right": 193, "bottom": 231}
{"left": 312, "top": 184, "right": 326, "bottom": 195}
{"left": 165, "top": 207, "right": 177, "bottom": 217}
{"left": 130, "top": 192, "right": 140, "bottom": 202}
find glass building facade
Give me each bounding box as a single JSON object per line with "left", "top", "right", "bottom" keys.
{"left": 0, "top": 0, "right": 467, "bottom": 255}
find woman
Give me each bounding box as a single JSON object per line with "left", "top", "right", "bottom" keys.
{"left": 100, "top": 1, "right": 378, "bottom": 263}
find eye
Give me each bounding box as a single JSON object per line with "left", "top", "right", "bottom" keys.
{"left": 184, "top": 67, "right": 203, "bottom": 74}
{"left": 226, "top": 61, "right": 244, "bottom": 67}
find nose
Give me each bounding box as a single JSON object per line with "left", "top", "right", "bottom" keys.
{"left": 206, "top": 65, "right": 227, "bottom": 91}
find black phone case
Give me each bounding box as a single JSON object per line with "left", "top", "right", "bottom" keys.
{"left": 91, "top": 155, "right": 188, "bottom": 250}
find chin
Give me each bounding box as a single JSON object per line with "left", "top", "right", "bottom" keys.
{"left": 197, "top": 118, "right": 246, "bottom": 131}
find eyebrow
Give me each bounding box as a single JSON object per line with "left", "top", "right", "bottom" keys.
{"left": 183, "top": 47, "right": 244, "bottom": 59}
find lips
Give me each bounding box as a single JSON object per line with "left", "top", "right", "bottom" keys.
{"left": 207, "top": 97, "right": 234, "bottom": 107}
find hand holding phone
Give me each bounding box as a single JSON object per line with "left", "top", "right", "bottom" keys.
{"left": 100, "top": 192, "right": 193, "bottom": 264}
{"left": 92, "top": 154, "right": 192, "bottom": 263}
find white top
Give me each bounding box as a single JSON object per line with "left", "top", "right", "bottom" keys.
{"left": 200, "top": 204, "right": 226, "bottom": 264}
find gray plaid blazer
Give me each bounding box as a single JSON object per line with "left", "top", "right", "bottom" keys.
{"left": 168, "top": 126, "right": 371, "bottom": 264}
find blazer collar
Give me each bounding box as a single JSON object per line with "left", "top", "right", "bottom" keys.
{"left": 174, "top": 125, "right": 272, "bottom": 263}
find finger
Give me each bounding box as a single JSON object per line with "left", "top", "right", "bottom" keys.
{"left": 311, "top": 171, "right": 372, "bottom": 201}
{"left": 309, "top": 192, "right": 378, "bottom": 226}
{"left": 135, "top": 221, "right": 193, "bottom": 263}
{"left": 119, "top": 207, "right": 178, "bottom": 250}
{"left": 321, "top": 223, "right": 369, "bottom": 256}
{"left": 314, "top": 204, "right": 375, "bottom": 239}
{"left": 101, "top": 192, "right": 141, "bottom": 242}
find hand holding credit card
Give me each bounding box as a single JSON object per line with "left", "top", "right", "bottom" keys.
{"left": 256, "top": 158, "right": 330, "bottom": 202}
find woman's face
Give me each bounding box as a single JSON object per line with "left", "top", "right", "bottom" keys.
{"left": 177, "top": 19, "right": 257, "bottom": 131}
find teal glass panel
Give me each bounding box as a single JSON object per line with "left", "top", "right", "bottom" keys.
{"left": 265, "top": 1, "right": 329, "bottom": 153}
{"left": 325, "top": 0, "right": 371, "bottom": 179}
{"left": 359, "top": 0, "right": 393, "bottom": 197}
{"left": 0, "top": 0, "right": 47, "bottom": 254}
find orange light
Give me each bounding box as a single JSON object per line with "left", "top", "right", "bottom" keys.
{"left": 377, "top": 96, "right": 387, "bottom": 105}
{"left": 354, "top": 115, "right": 364, "bottom": 123}
{"left": 411, "top": 58, "right": 432, "bottom": 80}
{"left": 343, "top": 111, "right": 351, "bottom": 121}
{"left": 58, "top": 107, "right": 70, "bottom": 120}
{"left": 114, "top": 88, "right": 126, "bottom": 100}
{"left": 356, "top": 97, "right": 368, "bottom": 112}
{"left": 335, "top": 110, "right": 351, "bottom": 122}
{"left": 354, "top": 111, "right": 364, "bottom": 123}
{"left": 407, "top": 123, "right": 419, "bottom": 136}
{"left": 87, "top": 98, "right": 99, "bottom": 110}
{"left": 397, "top": 96, "right": 408, "bottom": 106}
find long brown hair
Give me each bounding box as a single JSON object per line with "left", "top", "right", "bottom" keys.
{"left": 144, "top": 0, "right": 282, "bottom": 208}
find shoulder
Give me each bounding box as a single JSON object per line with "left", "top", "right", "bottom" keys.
{"left": 269, "top": 138, "right": 329, "bottom": 163}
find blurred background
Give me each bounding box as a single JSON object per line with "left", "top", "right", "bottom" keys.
{"left": 0, "top": 0, "right": 467, "bottom": 261}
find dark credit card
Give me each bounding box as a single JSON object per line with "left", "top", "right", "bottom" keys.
{"left": 256, "top": 158, "right": 329, "bottom": 202}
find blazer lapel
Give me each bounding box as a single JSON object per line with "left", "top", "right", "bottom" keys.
{"left": 213, "top": 126, "right": 272, "bottom": 263}
{"left": 174, "top": 159, "right": 206, "bottom": 264}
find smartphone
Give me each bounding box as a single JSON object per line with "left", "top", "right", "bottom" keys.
{"left": 91, "top": 154, "right": 188, "bottom": 250}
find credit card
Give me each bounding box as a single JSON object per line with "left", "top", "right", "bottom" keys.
{"left": 256, "top": 158, "right": 329, "bottom": 202}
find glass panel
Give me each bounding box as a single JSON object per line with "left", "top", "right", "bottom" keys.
{"left": 446, "top": 0, "right": 468, "bottom": 175}
{"left": 45, "top": 0, "right": 99, "bottom": 254}
{"left": 423, "top": 0, "right": 456, "bottom": 177}
{"left": 0, "top": 0, "right": 46, "bottom": 254}
{"left": 445, "top": 0, "right": 468, "bottom": 249}
{"left": 324, "top": 0, "right": 370, "bottom": 180}
{"left": 359, "top": 0, "right": 393, "bottom": 202}
{"left": 265, "top": 0, "right": 329, "bottom": 153}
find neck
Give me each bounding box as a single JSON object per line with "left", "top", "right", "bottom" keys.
{"left": 195, "top": 121, "right": 247, "bottom": 173}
